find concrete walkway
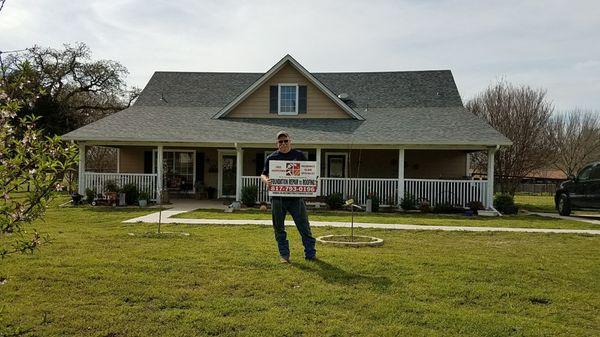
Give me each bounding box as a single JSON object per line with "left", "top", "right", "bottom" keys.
{"left": 531, "top": 212, "right": 600, "bottom": 225}
{"left": 124, "top": 203, "right": 600, "bottom": 235}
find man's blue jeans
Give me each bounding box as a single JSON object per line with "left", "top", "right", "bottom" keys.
{"left": 271, "top": 197, "right": 316, "bottom": 259}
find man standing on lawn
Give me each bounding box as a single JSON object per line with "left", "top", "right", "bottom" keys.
{"left": 261, "top": 131, "right": 317, "bottom": 263}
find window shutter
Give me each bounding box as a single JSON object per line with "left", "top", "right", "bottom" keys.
{"left": 269, "top": 86, "right": 278, "bottom": 113}
{"left": 298, "top": 85, "right": 307, "bottom": 113}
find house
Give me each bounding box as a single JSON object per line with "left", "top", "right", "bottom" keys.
{"left": 62, "top": 55, "right": 511, "bottom": 208}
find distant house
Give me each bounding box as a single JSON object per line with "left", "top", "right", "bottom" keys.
{"left": 63, "top": 55, "right": 511, "bottom": 208}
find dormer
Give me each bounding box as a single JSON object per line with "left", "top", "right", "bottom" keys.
{"left": 212, "top": 55, "right": 364, "bottom": 120}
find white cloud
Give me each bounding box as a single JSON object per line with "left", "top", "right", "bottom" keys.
{"left": 1, "top": 0, "right": 599, "bottom": 111}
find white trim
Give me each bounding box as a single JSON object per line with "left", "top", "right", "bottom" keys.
{"left": 487, "top": 147, "right": 497, "bottom": 209}
{"left": 235, "top": 146, "right": 243, "bottom": 202}
{"left": 398, "top": 148, "right": 405, "bottom": 205}
{"left": 116, "top": 147, "right": 120, "bottom": 173}
{"left": 218, "top": 149, "right": 237, "bottom": 198}
{"left": 211, "top": 54, "right": 365, "bottom": 120}
{"left": 277, "top": 83, "right": 299, "bottom": 115}
{"left": 316, "top": 147, "right": 322, "bottom": 195}
{"left": 157, "top": 145, "right": 163, "bottom": 200}
{"left": 325, "top": 152, "right": 349, "bottom": 178}
{"left": 78, "top": 143, "right": 86, "bottom": 195}
{"left": 70, "top": 140, "right": 509, "bottom": 150}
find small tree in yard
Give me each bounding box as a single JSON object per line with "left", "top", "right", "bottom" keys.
{"left": 0, "top": 64, "right": 77, "bottom": 258}
{"left": 547, "top": 109, "right": 600, "bottom": 177}
{"left": 466, "top": 81, "right": 554, "bottom": 195}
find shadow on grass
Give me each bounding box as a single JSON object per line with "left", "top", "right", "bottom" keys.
{"left": 293, "top": 258, "right": 391, "bottom": 290}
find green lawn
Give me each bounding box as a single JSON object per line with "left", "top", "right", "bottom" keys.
{"left": 514, "top": 194, "right": 556, "bottom": 213}
{"left": 173, "top": 208, "right": 599, "bottom": 230}
{"left": 1, "top": 200, "right": 600, "bottom": 336}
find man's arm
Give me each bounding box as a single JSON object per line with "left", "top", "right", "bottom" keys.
{"left": 261, "top": 174, "right": 272, "bottom": 187}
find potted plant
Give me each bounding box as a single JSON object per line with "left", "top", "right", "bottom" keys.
{"left": 138, "top": 191, "right": 149, "bottom": 207}
{"left": 104, "top": 180, "right": 119, "bottom": 205}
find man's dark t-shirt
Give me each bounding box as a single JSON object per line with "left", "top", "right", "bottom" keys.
{"left": 262, "top": 149, "right": 307, "bottom": 176}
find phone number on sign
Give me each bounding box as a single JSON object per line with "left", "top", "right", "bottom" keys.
{"left": 270, "top": 185, "right": 317, "bottom": 192}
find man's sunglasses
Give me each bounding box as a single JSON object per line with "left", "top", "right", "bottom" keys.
{"left": 278, "top": 139, "right": 289, "bottom": 144}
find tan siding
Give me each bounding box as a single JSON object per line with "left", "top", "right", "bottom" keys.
{"left": 227, "top": 63, "right": 350, "bottom": 119}
{"left": 405, "top": 150, "right": 468, "bottom": 179}
{"left": 118, "top": 147, "right": 147, "bottom": 173}
{"left": 319, "top": 149, "right": 468, "bottom": 179}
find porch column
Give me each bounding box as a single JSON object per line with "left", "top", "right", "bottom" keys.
{"left": 316, "top": 147, "right": 322, "bottom": 194}
{"left": 487, "top": 147, "right": 496, "bottom": 209}
{"left": 157, "top": 145, "right": 163, "bottom": 202}
{"left": 78, "top": 142, "right": 86, "bottom": 195}
{"left": 397, "top": 148, "right": 405, "bottom": 206}
{"left": 235, "top": 146, "right": 243, "bottom": 202}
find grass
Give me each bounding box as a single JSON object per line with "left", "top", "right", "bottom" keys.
{"left": 514, "top": 194, "right": 556, "bottom": 213}
{"left": 1, "top": 197, "right": 600, "bottom": 336}
{"left": 173, "top": 208, "right": 599, "bottom": 230}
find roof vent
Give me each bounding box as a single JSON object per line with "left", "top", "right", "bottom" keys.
{"left": 337, "top": 93, "right": 350, "bottom": 101}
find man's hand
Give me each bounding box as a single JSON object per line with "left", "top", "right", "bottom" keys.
{"left": 261, "top": 175, "right": 272, "bottom": 188}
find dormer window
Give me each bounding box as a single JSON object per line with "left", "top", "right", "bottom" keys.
{"left": 269, "top": 84, "right": 307, "bottom": 115}
{"left": 278, "top": 84, "right": 298, "bottom": 115}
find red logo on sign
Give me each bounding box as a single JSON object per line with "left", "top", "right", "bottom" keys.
{"left": 286, "top": 163, "right": 300, "bottom": 176}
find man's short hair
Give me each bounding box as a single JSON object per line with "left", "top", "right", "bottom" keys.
{"left": 276, "top": 130, "right": 289, "bottom": 139}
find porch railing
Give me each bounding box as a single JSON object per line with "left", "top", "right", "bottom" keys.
{"left": 242, "top": 176, "right": 269, "bottom": 203}
{"left": 83, "top": 172, "right": 158, "bottom": 200}
{"left": 241, "top": 176, "right": 488, "bottom": 208}
{"left": 405, "top": 179, "right": 488, "bottom": 208}
{"left": 320, "top": 178, "right": 399, "bottom": 206}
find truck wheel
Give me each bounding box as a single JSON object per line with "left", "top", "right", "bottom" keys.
{"left": 558, "top": 194, "right": 571, "bottom": 216}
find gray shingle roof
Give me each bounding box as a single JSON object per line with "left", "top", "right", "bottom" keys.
{"left": 63, "top": 70, "right": 511, "bottom": 146}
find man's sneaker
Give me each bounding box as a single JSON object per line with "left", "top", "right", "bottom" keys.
{"left": 280, "top": 256, "right": 290, "bottom": 264}
{"left": 305, "top": 256, "right": 317, "bottom": 261}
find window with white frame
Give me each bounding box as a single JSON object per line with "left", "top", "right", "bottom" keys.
{"left": 278, "top": 84, "right": 298, "bottom": 115}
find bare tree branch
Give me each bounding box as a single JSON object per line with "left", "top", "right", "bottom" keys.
{"left": 467, "top": 81, "right": 554, "bottom": 195}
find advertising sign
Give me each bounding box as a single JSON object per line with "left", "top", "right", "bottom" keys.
{"left": 268, "top": 160, "right": 319, "bottom": 197}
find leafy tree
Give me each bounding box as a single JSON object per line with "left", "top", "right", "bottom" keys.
{"left": 547, "top": 109, "right": 600, "bottom": 177}
{"left": 466, "top": 81, "right": 553, "bottom": 195}
{"left": 0, "top": 62, "right": 78, "bottom": 257}
{"left": 1, "top": 42, "right": 139, "bottom": 136}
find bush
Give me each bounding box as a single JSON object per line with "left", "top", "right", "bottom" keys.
{"left": 85, "top": 188, "right": 96, "bottom": 204}
{"left": 326, "top": 193, "right": 344, "bottom": 210}
{"left": 367, "top": 193, "right": 380, "bottom": 212}
{"left": 241, "top": 185, "right": 258, "bottom": 207}
{"left": 104, "top": 180, "right": 119, "bottom": 193}
{"left": 418, "top": 199, "right": 431, "bottom": 213}
{"left": 433, "top": 203, "right": 454, "bottom": 214}
{"left": 400, "top": 193, "right": 417, "bottom": 210}
{"left": 120, "top": 183, "right": 139, "bottom": 205}
{"left": 494, "top": 193, "right": 518, "bottom": 214}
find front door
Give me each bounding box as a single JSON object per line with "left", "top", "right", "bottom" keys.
{"left": 218, "top": 151, "right": 237, "bottom": 198}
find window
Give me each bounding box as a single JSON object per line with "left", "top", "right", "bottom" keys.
{"left": 590, "top": 164, "right": 600, "bottom": 180}
{"left": 578, "top": 165, "right": 594, "bottom": 181}
{"left": 278, "top": 84, "right": 298, "bottom": 115}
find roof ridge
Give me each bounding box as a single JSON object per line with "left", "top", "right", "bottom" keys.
{"left": 151, "top": 70, "right": 452, "bottom": 75}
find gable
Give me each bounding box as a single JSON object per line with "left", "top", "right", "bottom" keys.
{"left": 226, "top": 63, "right": 349, "bottom": 119}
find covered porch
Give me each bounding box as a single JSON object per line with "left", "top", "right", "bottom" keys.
{"left": 77, "top": 143, "right": 497, "bottom": 209}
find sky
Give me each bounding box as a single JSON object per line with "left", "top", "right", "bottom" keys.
{"left": 1, "top": 0, "right": 599, "bottom": 112}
